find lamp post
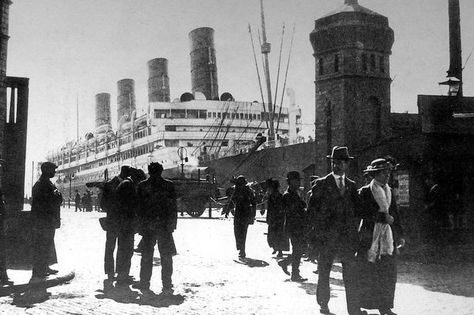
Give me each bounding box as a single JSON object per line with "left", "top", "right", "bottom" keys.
{"left": 177, "top": 147, "right": 188, "bottom": 178}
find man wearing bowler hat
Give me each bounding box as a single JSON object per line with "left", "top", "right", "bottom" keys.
{"left": 277, "top": 171, "right": 308, "bottom": 282}
{"left": 308, "top": 146, "right": 366, "bottom": 315}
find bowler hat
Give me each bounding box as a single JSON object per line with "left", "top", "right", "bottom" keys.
{"left": 286, "top": 171, "right": 302, "bottom": 181}
{"left": 235, "top": 175, "right": 247, "bottom": 186}
{"left": 41, "top": 161, "right": 57, "bottom": 173}
{"left": 363, "top": 158, "right": 392, "bottom": 173}
{"left": 327, "top": 146, "right": 354, "bottom": 160}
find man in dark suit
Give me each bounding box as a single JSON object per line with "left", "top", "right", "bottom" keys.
{"left": 308, "top": 146, "right": 366, "bottom": 315}
{"left": 100, "top": 165, "right": 132, "bottom": 280}
{"left": 133, "top": 162, "right": 177, "bottom": 294}
{"left": 228, "top": 175, "right": 256, "bottom": 259}
{"left": 31, "top": 162, "right": 63, "bottom": 279}
{"left": 278, "top": 171, "right": 308, "bottom": 282}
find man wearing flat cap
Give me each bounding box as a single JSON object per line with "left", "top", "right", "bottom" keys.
{"left": 308, "top": 146, "right": 366, "bottom": 315}
{"left": 278, "top": 171, "right": 308, "bottom": 282}
{"left": 31, "top": 161, "right": 63, "bottom": 279}
{"left": 133, "top": 162, "right": 177, "bottom": 294}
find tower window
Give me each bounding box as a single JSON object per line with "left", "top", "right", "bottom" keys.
{"left": 318, "top": 58, "right": 324, "bottom": 75}
{"left": 362, "top": 54, "right": 367, "bottom": 71}
{"left": 370, "top": 54, "right": 376, "bottom": 71}
{"left": 379, "top": 56, "right": 385, "bottom": 73}
{"left": 334, "top": 54, "right": 339, "bottom": 72}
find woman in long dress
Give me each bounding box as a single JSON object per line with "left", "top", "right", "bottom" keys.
{"left": 264, "top": 179, "right": 289, "bottom": 257}
{"left": 357, "top": 159, "right": 405, "bottom": 315}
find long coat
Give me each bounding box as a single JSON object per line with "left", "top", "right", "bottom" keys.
{"left": 31, "top": 175, "right": 63, "bottom": 230}
{"left": 357, "top": 184, "right": 404, "bottom": 310}
{"left": 266, "top": 192, "right": 289, "bottom": 251}
{"left": 230, "top": 185, "right": 256, "bottom": 225}
{"left": 307, "top": 174, "right": 360, "bottom": 253}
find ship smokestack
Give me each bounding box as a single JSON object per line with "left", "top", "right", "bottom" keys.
{"left": 447, "top": 0, "right": 463, "bottom": 96}
{"left": 189, "top": 27, "right": 219, "bottom": 100}
{"left": 117, "top": 78, "right": 136, "bottom": 124}
{"left": 95, "top": 93, "right": 111, "bottom": 130}
{"left": 148, "top": 58, "right": 170, "bottom": 102}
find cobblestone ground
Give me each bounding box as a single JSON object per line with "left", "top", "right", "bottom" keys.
{"left": 1, "top": 207, "right": 473, "bottom": 314}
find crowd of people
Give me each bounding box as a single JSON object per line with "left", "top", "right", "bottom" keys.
{"left": 226, "top": 146, "right": 404, "bottom": 315}
{"left": 0, "top": 145, "right": 407, "bottom": 315}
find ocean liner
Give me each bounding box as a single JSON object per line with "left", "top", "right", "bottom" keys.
{"left": 46, "top": 26, "right": 302, "bottom": 196}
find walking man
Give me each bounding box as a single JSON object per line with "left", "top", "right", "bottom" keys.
{"left": 308, "top": 146, "right": 366, "bottom": 315}
{"left": 101, "top": 165, "right": 132, "bottom": 280}
{"left": 227, "top": 175, "right": 256, "bottom": 259}
{"left": 74, "top": 190, "right": 81, "bottom": 212}
{"left": 277, "top": 171, "right": 308, "bottom": 282}
{"left": 133, "top": 162, "right": 177, "bottom": 294}
{"left": 31, "top": 162, "right": 63, "bottom": 279}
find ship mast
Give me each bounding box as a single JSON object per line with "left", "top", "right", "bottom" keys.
{"left": 260, "top": 0, "right": 275, "bottom": 143}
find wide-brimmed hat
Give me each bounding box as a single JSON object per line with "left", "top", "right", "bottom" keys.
{"left": 363, "top": 158, "right": 392, "bottom": 173}
{"left": 286, "top": 171, "right": 302, "bottom": 181}
{"left": 327, "top": 146, "right": 354, "bottom": 160}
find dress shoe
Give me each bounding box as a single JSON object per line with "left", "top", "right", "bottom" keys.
{"left": 132, "top": 281, "right": 150, "bottom": 291}
{"left": 290, "top": 274, "right": 308, "bottom": 282}
{"left": 319, "top": 305, "right": 330, "bottom": 314}
{"left": 277, "top": 260, "right": 290, "bottom": 275}
{"left": 379, "top": 309, "right": 397, "bottom": 315}
{"left": 238, "top": 250, "right": 246, "bottom": 258}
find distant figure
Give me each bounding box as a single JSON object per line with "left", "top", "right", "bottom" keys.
{"left": 228, "top": 175, "right": 256, "bottom": 259}
{"left": 357, "top": 158, "right": 404, "bottom": 315}
{"left": 133, "top": 162, "right": 177, "bottom": 294}
{"left": 101, "top": 165, "right": 132, "bottom": 280}
{"left": 424, "top": 177, "right": 449, "bottom": 240}
{"left": 264, "top": 179, "right": 288, "bottom": 258}
{"left": 308, "top": 146, "right": 365, "bottom": 315}
{"left": 74, "top": 190, "right": 81, "bottom": 212}
{"left": 0, "top": 186, "right": 13, "bottom": 285}
{"left": 277, "top": 171, "right": 307, "bottom": 282}
{"left": 31, "top": 162, "right": 63, "bottom": 279}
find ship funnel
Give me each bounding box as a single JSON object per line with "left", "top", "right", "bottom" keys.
{"left": 95, "top": 93, "right": 111, "bottom": 132}
{"left": 117, "top": 78, "right": 136, "bottom": 125}
{"left": 148, "top": 58, "right": 170, "bottom": 102}
{"left": 189, "top": 27, "right": 219, "bottom": 100}
{"left": 447, "top": 0, "right": 463, "bottom": 96}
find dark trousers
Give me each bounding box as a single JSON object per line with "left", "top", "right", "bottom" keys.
{"left": 280, "top": 231, "right": 305, "bottom": 275}
{"left": 317, "top": 246, "right": 360, "bottom": 315}
{"left": 104, "top": 227, "right": 134, "bottom": 278}
{"left": 32, "top": 227, "right": 55, "bottom": 277}
{"left": 139, "top": 232, "right": 174, "bottom": 289}
{"left": 234, "top": 220, "right": 249, "bottom": 254}
{"left": 0, "top": 218, "right": 7, "bottom": 275}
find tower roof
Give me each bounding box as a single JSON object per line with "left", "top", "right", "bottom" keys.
{"left": 323, "top": 0, "right": 381, "bottom": 17}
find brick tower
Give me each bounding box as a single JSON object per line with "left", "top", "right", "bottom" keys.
{"left": 309, "top": 0, "right": 394, "bottom": 174}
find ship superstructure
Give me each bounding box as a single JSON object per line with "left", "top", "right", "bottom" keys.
{"left": 46, "top": 27, "right": 302, "bottom": 194}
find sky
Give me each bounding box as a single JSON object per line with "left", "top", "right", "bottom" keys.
{"left": 6, "top": 0, "right": 474, "bottom": 192}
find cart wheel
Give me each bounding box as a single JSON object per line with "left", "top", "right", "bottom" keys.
{"left": 184, "top": 198, "right": 206, "bottom": 217}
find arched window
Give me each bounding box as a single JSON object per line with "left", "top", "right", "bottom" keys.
{"left": 362, "top": 54, "right": 367, "bottom": 71}
{"left": 334, "top": 54, "right": 339, "bottom": 72}
{"left": 318, "top": 58, "right": 324, "bottom": 75}
{"left": 368, "top": 96, "right": 382, "bottom": 140}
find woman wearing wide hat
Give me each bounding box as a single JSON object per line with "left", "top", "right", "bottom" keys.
{"left": 357, "top": 158, "right": 405, "bottom": 315}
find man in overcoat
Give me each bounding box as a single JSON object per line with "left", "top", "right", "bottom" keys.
{"left": 308, "top": 146, "right": 366, "bottom": 315}
{"left": 31, "top": 161, "right": 63, "bottom": 279}
{"left": 133, "top": 162, "right": 177, "bottom": 294}
{"left": 277, "top": 171, "right": 308, "bottom": 282}
{"left": 228, "top": 175, "right": 256, "bottom": 259}
{"left": 101, "top": 165, "right": 132, "bottom": 280}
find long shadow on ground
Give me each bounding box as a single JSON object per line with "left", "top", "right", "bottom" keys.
{"left": 95, "top": 280, "right": 184, "bottom": 308}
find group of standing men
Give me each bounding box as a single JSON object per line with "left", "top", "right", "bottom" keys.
{"left": 229, "top": 146, "right": 404, "bottom": 315}
{"left": 101, "top": 162, "right": 177, "bottom": 294}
